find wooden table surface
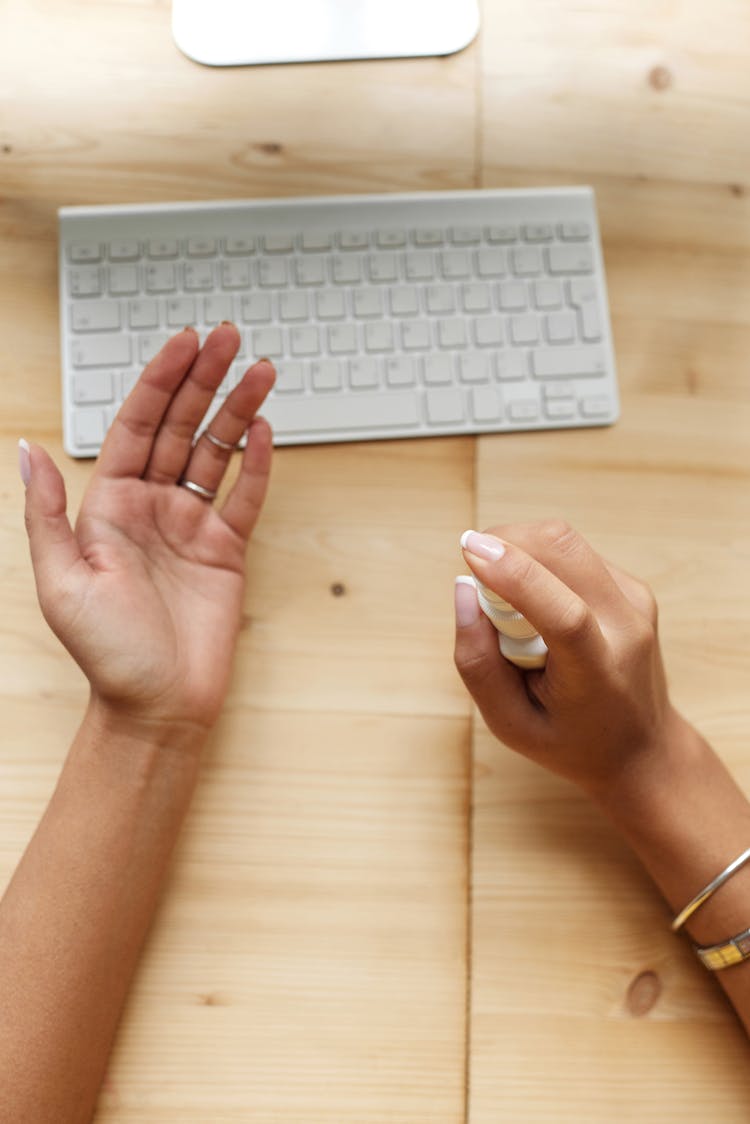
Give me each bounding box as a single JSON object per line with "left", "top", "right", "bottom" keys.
{"left": 1, "top": 1, "right": 750, "bottom": 1119}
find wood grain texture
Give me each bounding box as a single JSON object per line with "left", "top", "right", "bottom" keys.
{"left": 2, "top": 0, "right": 750, "bottom": 1118}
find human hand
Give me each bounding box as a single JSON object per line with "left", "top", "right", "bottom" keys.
{"left": 454, "top": 520, "right": 680, "bottom": 799}
{"left": 21, "top": 324, "right": 275, "bottom": 735}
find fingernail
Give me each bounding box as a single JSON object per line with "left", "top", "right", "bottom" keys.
{"left": 18, "top": 438, "right": 31, "bottom": 486}
{"left": 455, "top": 576, "right": 480, "bottom": 627}
{"left": 460, "top": 529, "right": 506, "bottom": 562}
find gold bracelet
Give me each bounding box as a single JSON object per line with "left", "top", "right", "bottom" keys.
{"left": 695, "top": 928, "right": 750, "bottom": 971}
{"left": 671, "top": 846, "right": 750, "bottom": 932}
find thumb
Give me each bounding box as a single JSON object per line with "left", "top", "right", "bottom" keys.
{"left": 20, "top": 440, "right": 83, "bottom": 605}
{"left": 453, "top": 576, "right": 547, "bottom": 751}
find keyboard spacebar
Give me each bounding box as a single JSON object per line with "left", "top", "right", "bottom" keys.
{"left": 263, "top": 391, "right": 422, "bottom": 435}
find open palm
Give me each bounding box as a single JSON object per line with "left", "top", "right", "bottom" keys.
{"left": 23, "top": 326, "right": 275, "bottom": 729}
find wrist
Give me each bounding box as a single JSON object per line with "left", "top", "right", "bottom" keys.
{"left": 70, "top": 695, "right": 209, "bottom": 792}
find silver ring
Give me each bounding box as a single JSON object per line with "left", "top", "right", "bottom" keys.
{"left": 201, "top": 429, "right": 237, "bottom": 452}
{"left": 179, "top": 478, "right": 218, "bottom": 501}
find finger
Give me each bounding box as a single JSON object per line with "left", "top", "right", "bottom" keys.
{"left": 144, "top": 323, "right": 241, "bottom": 485}
{"left": 95, "top": 327, "right": 201, "bottom": 480}
{"left": 21, "top": 442, "right": 86, "bottom": 606}
{"left": 179, "top": 359, "right": 276, "bottom": 497}
{"left": 602, "top": 559, "right": 659, "bottom": 626}
{"left": 453, "top": 577, "right": 548, "bottom": 746}
{"left": 484, "top": 519, "right": 628, "bottom": 623}
{"left": 460, "top": 530, "right": 609, "bottom": 676}
{"left": 219, "top": 416, "right": 274, "bottom": 541}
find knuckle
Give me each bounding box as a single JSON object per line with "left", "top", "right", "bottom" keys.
{"left": 555, "top": 596, "right": 592, "bottom": 643}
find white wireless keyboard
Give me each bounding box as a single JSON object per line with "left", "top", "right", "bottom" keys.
{"left": 58, "top": 188, "right": 619, "bottom": 457}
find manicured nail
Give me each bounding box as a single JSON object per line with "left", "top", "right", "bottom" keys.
{"left": 18, "top": 438, "right": 31, "bottom": 486}
{"left": 455, "top": 575, "right": 480, "bottom": 627}
{"left": 460, "top": 529, "right": 506, "bottom": 562}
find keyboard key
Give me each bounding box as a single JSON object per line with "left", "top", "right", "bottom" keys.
{"left": 426, "top": 387, "right": 464, "bottom": 424}
{"left": 533, "top": 279, "right": 563, "bottom": 309}
{"left": 145, "top": 263, "right": 177, "bottom": 293}
{"left": 72, "top": 371, "right": 114, "bottom": 404}
{"left": 497, "top": 281, "right": 527, "bottom": 311}
{"left": 339, "top": 230, "right": 369, "bottom": 250}
{"left": 279, "top": 292, "right": 309, "bottom": 321}
{"left": 258, "top": 259, "right": 288, "bottom": 287}
{"left": 316, "top": 290, "right": 346, "bottom": 320}
{"left": 581, "top": 394, "right": 612, "bottom": 418}
{"left": 367, "top": 253, "right": 399, "bottom": 283}
{"left": 328, "top": 324, "right": 358, "bottom": 355}
{"left": 274, "top": 361, "right": 305, "bottom": 393}
{"left": 331, "top": 255, "right": 362, "bottom": 284}
{"left": 301, "top": 230, "right": 333, "bottom": 252}
{"left": 462, "top": 283, "right": 492, "bottom": 313}
{"left": 413, "top": 228, "right": 444, "bottom": 246}
{"left": 263, "top": 233, "right": 294, "bottom": 253}
{"left": 241, "top": 294, "right": 272, "bottom": 323}
{"left": 509, "top": 399, "right": 539, "bottom": 422}
{"left": 187, "top": 237, "right": 217, "bottom": 257}
{"left": 204, "top": 295, "right": 234, "bottom": 324}
{"left": 385, "top": 357, "right": 417, "bottom": 387}
{"left": 68, "top": 267, "right": 103, "bottom": 297}
{"left": 426, "top": 285, "right": 455, "bottom": 315}
{"left": 390, "top": 287, "right": 420, "bottom": 317}
{"left": 166, "top": 297, "right": 197, "bottom": 327}
{"left": 252, "top": 327, "right": 284, "bottom": 357}
{"left": 496, "top": 351, "right": 526, "bottom": 381}
{"left": 295, "top": 256, "right": 326, "bottom": 286}
{"left": 473, "top": 317, "right": 503, "bottom": 347}
{"left": 559, "top": 222, "right": 591, "bottom": 241}
{"left": 545, "top": 397, "right": 577, "bottom": 420}
{"left": 471, "top": 385, "right": 502, "bottom": 422}
{"left": 108, "top": 239, "right": 140, "bottom": 261}
{"left": 401, "top": 320, "right": 431, "bottom": 351}
{"left": 221, "top": 261, "right": 252, "bottom": 289}
{"left": 71, "top": 301, "right": 121, "bottom": 333}
{"left": 376, "top": 229, "right": 407, "bottom": 248}
{"left": 547, "top": 245, "right": 594, "bottom": 275}
{"left": 264, "top": 390, "right": 421, "bottom": 435}
{"left": 511, "top": 247, "right": 542, "bottom": 276}
{"left": 184, "top": 262, "right": 214, "bottom": 291}
{"left": 224, "top": 236, "right": 256, "bottom": 255}
{"left": 544, "top": 312, "right": 576, "bottom": 344}
{"left": 69, "top": 241, "right": 102, "bottom": 263}
{"left": 147, "top": 239, "right": 178, "bottom": 259}
{"left": 450, "top": 226, "right": 481, "bottom": 245}
{"left": 364, "top": 322, "right": 394, "bottom": 353}
{"left": 487, "top": 225, "right": 518, "bottom": 243}
{"left": 138, "top": 333, "right": 170, "bottom": 364}
{"left": 353, "top": 289, "right": 383, "bottom": 318}
{"left": 440, "top": 250, "right": 471, "bottom": 280}
{"left": 71, "top": 335, "right": 131, "bottom": 368}
{"left": 531, "top": 347, "right": 606, "bottom": 379}
{"left": 129, "top": 299, "right": 159, "bottom": 330}
{"left": 476, "top": 249, "right": 506, "bottom": 278}
{"left": 349, "top": 358, "right": 380, "bottom": 389}
{"left": 423, "top": 355, "right": 453, "bottom": 385}
{"left": 438, "top": 319, "right": 467, "bottom": 349}
{"left": 510, "top": 316, "right": 539, "bottom": 346}
{"left": 311, "top": 359, "right": 342, "bottom": 391}
{"left": 458, "top": 354, "right": 490, "bottom": 384}
{"left": 578, "top": 301, "right": 602, "bottom": 342}
{"left": 74, "top": 408, "right": 107, "bottom": 447}
{"left": 108, "top": 265, "right": 139, "bottom": 296}
{"left": 522, "top": 224, "right": 553, "bottom": 242}
{"left": 404, "top": 252, "right": 435, "bottom": 282}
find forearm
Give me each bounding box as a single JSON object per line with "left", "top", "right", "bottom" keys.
{"left": 594, "top": 710, "right": 750, "bottom": 1032}
{"left": 0, "top": 699, "right": 206, "bottom": 1124}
